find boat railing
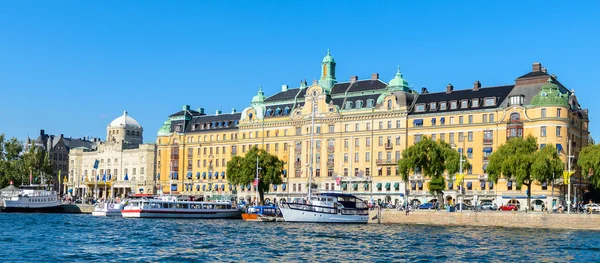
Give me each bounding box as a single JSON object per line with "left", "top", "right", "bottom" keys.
{"left": 284, "top": 202, "right": 337, "bottom": 214}
{"left": 340, "top": 208, "right": 369, "bottom": 215}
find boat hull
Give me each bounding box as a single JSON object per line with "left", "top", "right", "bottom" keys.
{"left": 122, "top": 209, "right": 242, "bottom": 219}
{"left": 242, "top": 213, "right": 259, "bottom": 221}
{"left": 279, "top": 207, "right": 368, "bottom": 224}
{"left": 2, "top": 205, "right": 65, "bottom": 213}
{"left": 92, "top": 210, "right": 123, "bottom": 217}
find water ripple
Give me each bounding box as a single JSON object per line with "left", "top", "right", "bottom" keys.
{"left": 0, "top": 214, "right": 598, "bottom": 262}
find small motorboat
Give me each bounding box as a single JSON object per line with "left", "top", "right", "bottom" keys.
{"left": 242, "top": 205, "right": 282, "bottom": 222}
{"left": 92, "top": 200, "right": 127, "bottom": 216}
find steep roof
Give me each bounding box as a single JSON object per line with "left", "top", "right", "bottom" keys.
{"left": 172, "top": 113, "right": 242, "bottom": 133}
{"left": 410, "top": 85, "right": 515, "bottom": 115}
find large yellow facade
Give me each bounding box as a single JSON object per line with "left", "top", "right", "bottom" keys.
{"left": 156, "top": 53, "right": 590, "bottom": 210}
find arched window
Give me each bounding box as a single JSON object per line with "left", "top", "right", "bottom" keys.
{"left": 510, "top": 112, "right": 520, "bottom": 121}
{"left": 283, "top": 107, "right": 290, "bottom": 115}
{"left": 275, "top": 108, "right": 282, "bottom": 115}
{"left": 266, "top": 109, "right": 273, "bottom": 116}
{"left": 387, "top": 100, "right": 393, "bottom": 109}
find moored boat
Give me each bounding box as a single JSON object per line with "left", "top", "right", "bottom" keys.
{"left": 92, "top": 200, "right": 127, "bottom": 216}
{"left": 242, "top": 205, "right": 282, "bottom": 222}
{"left": 121, "top": 196, "right": 242, "bottom": 219}
{"left": 279, "top": 192, "right": 369, "bottom": 223}
{"left": 1, "top": 183, "right": 62, "bottom": 213}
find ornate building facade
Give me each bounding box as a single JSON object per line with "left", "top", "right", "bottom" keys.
{"left": 156, "top": 51, "right": 590, "bottom": 209}
{"left": 67, "top": 111, "right": 157, "bottom": 199}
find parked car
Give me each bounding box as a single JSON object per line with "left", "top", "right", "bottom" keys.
{"left": 584, "top": 204, "right": 600, "bottom": 213}
{"left": 480, "top": 202, "right": 498, "bottom": 211}
{"left": 499, "top": 204, "right": 518, "bottom": 211}
{"left": 454, "top": 203, "right": 472, "bottom": 211}
{"left": 418, "top": 202, "right": 434, "bottom": 209}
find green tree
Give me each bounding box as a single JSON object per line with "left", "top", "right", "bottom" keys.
{"left": 22, "top": 144, "right": 53, "bottom": 184}
{"left": 398, "top": 136, "right": 470, "bottom": 204}
{"left": 577, "top": 144, "right": 600, "bottom": 188}
{"left": 531, "top": 144, "right": 564, "bottom": 199}
{"left": 487, "top": 135, "right": 539, "bottom": 210}
{"left": 0, "top": 134, "right": 24, "bottom": 187}
{"left": 226, "top": 146, "right": 284, "bottom": 205}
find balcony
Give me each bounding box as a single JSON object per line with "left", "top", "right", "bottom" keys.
{"left": 327, "top": 146, "right": 335, "bottom": 153}
{"left": 294, "top": 161, "right": 302, "bottom": 169}
{"left": 385, "top": 143, "right": 393, "bottom": 150}
{"left": 483, "top": 138, "right": 493, "bottom": 145}
{"left": 376, "top": 159, "right": 397, "bottom": 165}
{"left": 170, "top": 154, "right": 179, "bottom": 159}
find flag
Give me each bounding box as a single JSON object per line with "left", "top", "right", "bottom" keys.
{"left": 336, "top": 177, "right": 341, "bottom": 186}
{"left": 58, "top": 170, "right": 61, "bottom": 185}
{"left": 253, "top": 178, "right": 260, "bottom": 186}
{"left": 124, "top": 173, "right": 129, "bottom": 181}
{"left": 102, "top": 172, "right": 107, "bottom": 182}
{"left": 93, "top": 159, "right": 99, "bottom": 169}
{"left": 563, "top": 171, "right": 574, "bottom": 184}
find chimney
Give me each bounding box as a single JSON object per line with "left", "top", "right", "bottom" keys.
{"left": 541, "top": 67, "right": 547, "bottom": 74}
{"left": 532, "top": 62, "right": 542, "bottom": 72}
{"left": 371, "top": 73, "right": 379, "bottom": 80}
{"left": 421, "top": 87, "right": 429, "bottom": 94}
{"left": 473, "top": 80, "right": 481, "bottom": 91}
{"left": 215, "top": 110, "right": 222, "bottom": 116}
{"left": 281, "top": 84, "right": 289, "bottom": 92}
{"left": 350, "top": 76, "right": 358, "bottom": 83}
{"left": 183, "top": 104, "right": 190, "bottom": 111}
{"left": 40, "top": 129, "right": 45, "bottom": 136}
{"left": 231, "top": 108, "right": 237, "bottom": 114}
{"left": 197, "top": 108, "right": 205, "bottom": 114}
{"left": 446, "top": 84, "right": 454, "bottom": 93}
{"left": 60, "top": 134, "right": 64, "bottom": 138}
{"left": 551, "top": 74, "right": 557, "bottom": 80}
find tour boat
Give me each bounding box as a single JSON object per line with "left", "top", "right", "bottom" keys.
{"left": 121, "top": 196, "right": 242, "bottom": 219}
{"left": 92, "top": 200, "right": 127, "bottom": 216}
{"left": 279, "top": 192, "right": 369, "bottom": 223}
{"left": 242, "top": 205, "right": 282, "bottom": 222}
{"left": 1, "top": 184, "right": 62, "bottom": 213}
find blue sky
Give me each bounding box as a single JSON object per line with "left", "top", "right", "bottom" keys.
{"left": 1, "top": 1, "right": 599, "bottom": 142}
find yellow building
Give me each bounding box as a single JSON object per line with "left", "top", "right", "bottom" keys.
{"left": 156, "top": 51, "right": 590, "bottom": 209}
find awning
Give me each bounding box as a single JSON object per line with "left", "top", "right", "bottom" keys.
{"left": 68, "top": 189, "right": 73, "bottom": 193}
{"left": 156, "top": 173, "right": 160, "bottom": 180}
{"left": 448, "top": 181, "right": 453, "bottom": 188}
{"left": 418, "top": 181, "right": 423, "bottom": 187}
{"left": 507, "top": 181, "right": 512, "bottom": 187}
{"left": 440, "top": 117, "right": 445, "bottom": 123}
{"left": 124, "top": 174, "right": 129, "bottom": 181}
{"left": 202, "top": 185, "right": 206, "bottom": 190}
{"left": 394, "top": 182, "right": 399, "bottom": 188}
{"left": 171, "top": 184, "right": 177, "bottom": 191}
{"left": 196, "top": 185, "right": 200, "bottom": 191}
{"left": 273, "top": 184, "right": 278, "bottom": 190}
{"left": 364, "top": 183, "right": 369, "bottom": 190}
{"left": 556, "top": 144, "right": 563, "bottom": 152}
{"left": 187, "top": 172, "right": 192, "bottom": 179}
{"left": 202, "top": 172, "right": 207, "bottom": 179}
{"left": 413, "top": 119, "right": 423, "bottom": 125}
{"left": 185, "top": 184, "right": 189, "bottom": 191}
{"left": 540, "top": 144, "right": 546, "bottom": 149}
{"left": 221, "top": 172, "right": 226, "bottom": 178}
{"left": 483, "top": 147, "right": 493, "bottom": 153}
{"left": 376, "top": 183, "right": 382, "bottom": 189}
{"left": 411, "top": 182, "right": 416, "bottom": 187}
{"left": 196, "top": 172, "right": 201, "bottom": 179}
{"left": 542, "top": 182, "right": 547, "bottom": 187}
{"left": 385, "top": 183, "right": 391, "bottom": 189}
{"left": 483, "top": 163, "right": 488, "bottom": 171}
{"left": 247, "top": 184, "right": 251, "bottom": 190}
{"left": 221, "top": 184, "right": 225, "bottom": 190}
{"left": 282, "top": 184, "right": 287, "bottom": 190}
{"left": 467, "top": 148, "right": 473, "bottom": 153}
{"left": 341, "top": 183, "right": 347, "bottom": 188}
{"left": 488, "top": 181, "right": 493, "bottom": 187}
{"left": 458, "top": 148, "right": 463, "bottom": 153}
{"left": 352, "top": 183, "right": 358, "bottom": 190}
{"left": 431, "top": 118, "right": 436, "bottom": 123}
{"left": 283, "top": 170, "right": 287, "bottom": 176}
{"left": 207, "top": 185, "right": 212, "bottom": 191}
{"left": 173, "top": 172, "right": 179, "bottom": 180}
{"left": 208, "top": 172, "right": 212, "bottom": 179}
{"left": 467, "top": 182, "right": 472, "bottom": 188}
{"left": 229, "top": 184, "right": 233, "bottom": 190}
{"left": 480, "top": 181, "right": 486, "bottom": 188}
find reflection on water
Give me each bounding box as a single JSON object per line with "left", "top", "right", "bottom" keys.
{"left": 0, "top": 214, "right": 597, "bottom": 262}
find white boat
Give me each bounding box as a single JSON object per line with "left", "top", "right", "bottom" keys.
{"left": 1, "top": 184, "right": 62, "bottom": 213}
{"left": 121, "top": 196, "right": 242, "bottom": 219}
{"left": 92, "top": 200, "right": 127, "bottom": 216}
{"left": 279, "top": 192, "right": 369, "bottom": 223}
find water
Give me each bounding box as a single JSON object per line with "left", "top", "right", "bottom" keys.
{"left": 0, "top": 214, "right": 598, "bottom": 262}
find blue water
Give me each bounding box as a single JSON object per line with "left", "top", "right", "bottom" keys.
{"left": 0, "top": 214, "right": 598, "bottom": 262}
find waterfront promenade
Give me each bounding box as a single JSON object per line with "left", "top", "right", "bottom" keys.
{"left": 370, "top": 210, "right": 600, "bottom": 230}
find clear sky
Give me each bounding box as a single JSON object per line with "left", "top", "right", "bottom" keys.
{"left": 1, "top": 1, "right": 599, "bottom": 142}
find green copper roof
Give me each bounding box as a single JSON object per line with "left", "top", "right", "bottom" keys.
{"left": 388, "top": 66, "right": 410, "bottom": 92}
{"left": 157, "top": 119, "right": 172, "bottom": 136}
{"left": 251, "top": 86, "right": 266, "bottom": 104}
{"left": 530, "top": 78, "right": 569, "bottom": 107}
{"left": 322, "top": 49, "right": 335, "bottom": 63}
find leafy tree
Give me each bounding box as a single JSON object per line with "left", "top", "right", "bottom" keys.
{"left": 226, "top": 146, "right": 284, "bottom": 205}
{"left": 578, "top": 144, "right": 600, "bottom": 188}
{"left": 531, "top": 144, "right": 564, "bottom": 198}
{"left": 22, "top": 144, "right": 53, "bottom": 184}
{"left": 487, "top": 135, "right": 539, "bottom": 209}
{"left": 0, "top": 134, "right": 24, "bottom": 187}
{"left": 398, "top": 136, "right": 470, "bottom": 203}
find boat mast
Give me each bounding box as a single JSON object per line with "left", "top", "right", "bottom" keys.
{"left": 255, "top": 155, "right": 260, "bottom": 205}
{"left": 308, "top": 96, "right": 316, "bottom": 200}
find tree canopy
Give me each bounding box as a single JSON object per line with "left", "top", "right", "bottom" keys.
{"left": 0, "top": 134, "right": 53, "bottom": 187}
{"left": 398, "top": 136, "right": 471, "bottom": 196}
{"left": 578, "top": 144, "right": 600, "bottom": 188}
{"left": 226, "top": 146, "right": 284, "bottom": 204}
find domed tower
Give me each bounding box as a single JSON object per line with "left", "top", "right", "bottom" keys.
{"left": 106, "top": 110, "right": 143, "bottom": 146}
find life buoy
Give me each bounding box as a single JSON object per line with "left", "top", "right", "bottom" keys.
{"left": 110, "top": 204, "right": 114, "bottom": 209}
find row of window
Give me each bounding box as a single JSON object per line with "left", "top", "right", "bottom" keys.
{"left": 344, "top": 99, "right": 376, "bottom": 110}
{"left": 80, "top": 167, "right": 144, "bottom": 177}
{"left": 414, "top": 114, "right": 496, "bottom": 127}
{"left": 414, "top": 130, "right": 495, "bottom": 144}
{"left": 540, "top": 126, "right": 563, "bottom": 137}
{"left": 415, "top": 97, "right": 497, "bottom": 113}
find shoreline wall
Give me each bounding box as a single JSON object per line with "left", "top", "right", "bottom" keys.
{"left": 369, "top": 210, "right": 600, "bottom": 230}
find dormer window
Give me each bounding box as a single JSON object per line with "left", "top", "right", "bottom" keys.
{"left": 484, "top": 97, "right": 496, "bottom": 106}
{"left": 461, "top": 100, "right": 469, "bottom": 109}
{"left": 275, "top": 108, "right": 282, "bottom": 115}
{"left": 440, "top": 102, "right": 447, "bottom": 110}
{"left": 356, "top": 100, "right": 363, "bottom": 109}
{"left": 450, "top": 101, "right": 458, "bottom": 109}
{"left": 283, "top": 107, "right": 290, "bottom": 115}
{"left": 366, "top": 99, "right": 374, "bottom": 107}
{"left": 508, "top": 95, "right": 524, "bottom": 106}
{"left": 345, "top": 101, "right": 353, "bottom": 110}
{"left": 415, "top": 104, "right": 426, "bottom": 112}
{"left": 472, "top": 99, "right": 479, "bottom": 108}
{"left": 266, "top": 109, "right": 273, "bottom": 116}
{"left": 429, "top": 102, "right": 437, "bottom": 111}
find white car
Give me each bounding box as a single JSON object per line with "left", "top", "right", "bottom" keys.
{"left": 584, "top": 204, "right": 600, "bottom": 213}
